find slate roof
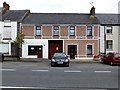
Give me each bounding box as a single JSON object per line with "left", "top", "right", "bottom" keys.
{"left": 23, "top": 13, "right": 100, "bottom": 25}
{"left": 2, "top": 10, "right": 30, "bottom": 22}
{"left": 96, "top": 14, "right": 120, "bottom": 25}
{"left": 2, "top": 10, "right": 120, "bottom": 25}
{"left": 22, "top": 13, "right": 120, "bottom": 25}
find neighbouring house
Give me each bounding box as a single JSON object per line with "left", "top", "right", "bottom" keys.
{"left": 0, "top": 2, "right": 30, "bottom": 56}
{"left": 97, "top": 14, "right": 120, "bottom": 54}
{"left": 21, "top": 6, "right": 100, "bottom": 59}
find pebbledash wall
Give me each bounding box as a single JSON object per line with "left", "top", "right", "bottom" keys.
{"left": 21, "top": 25, "right": 100, "bottom": 59}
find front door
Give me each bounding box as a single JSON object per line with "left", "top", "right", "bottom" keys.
{"left": 37, "top": 46, "right": 43, "bottom": 58}
{"left": 48, "top": 40, "right": 63, "bottom": 59}
{"left": 68, "top": 45, "right": 77, "bottom": 59}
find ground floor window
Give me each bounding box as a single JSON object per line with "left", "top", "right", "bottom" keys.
{"left": 87, "top": 45, "right": 93, "bottom": 55}
{"left": 28, "top": 46, "right": 42, "bottom": 55}
{"left": 106, "top": 40, "right": 113, "bottom": 49}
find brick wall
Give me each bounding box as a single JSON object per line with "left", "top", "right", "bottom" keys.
{"left": 22, "top": 25, "right": 99, "bottom": 38}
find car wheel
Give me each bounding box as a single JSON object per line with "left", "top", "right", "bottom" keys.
{"left": 101, "top": 60, "right": 104, "bottom": 64}
{"left": 110, "top": 62, "right": 114, "bottom": 66}
{"left": 66, "top": 63, "right": 69, "bottom": 67}
{"left": 51, "top": 63, "right": 54, "bottom": 67}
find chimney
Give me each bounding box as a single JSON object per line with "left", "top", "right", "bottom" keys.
{"left": 3, "top": 2, "right": 10, "bottom": 10}
{"left": 90, "top": 6, "right": 95, "bottom": 15}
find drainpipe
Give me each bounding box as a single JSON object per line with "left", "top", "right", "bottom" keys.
{"left": 8, "top": 40, "right": 11, "bottom": 55}
{"left": 104, "top": 26, "right": 106, "bottom": 54}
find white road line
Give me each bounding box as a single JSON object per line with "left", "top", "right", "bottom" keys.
{"left": 0, "top": 86, "right": 45, "bottom": 89}
{"left": 0, "top": 69, "right": 16, "bottom": 71}
{"left": 94, "top": 71, "right": 111, "bottom": 73}
{"left": 64, "top": 70, "right": 82, "bottom": 73}
{"left": 32, "top": 70, "right": 49, "bottom": 72}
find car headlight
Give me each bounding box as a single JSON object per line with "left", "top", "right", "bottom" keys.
{"left": 52, "top": 59, "right": 55, "bottom": 62}
{"left": 65, "top": 59, "right": 69, "bottom": 62}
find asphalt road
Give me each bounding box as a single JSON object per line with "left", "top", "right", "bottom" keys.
{"left": 1, "top": 62, "right": 119, "bottom": 90}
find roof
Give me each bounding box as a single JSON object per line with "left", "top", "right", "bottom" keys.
{"left": 96, "top": 14, "right": 120, "bottom": 25}
{"left": 23, "top": 13, "right": 100, "bottom": 25}
{"left": 2, "top": 10, "right": 30, "bottom": 22}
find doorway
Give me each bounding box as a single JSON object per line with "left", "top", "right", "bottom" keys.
{"left": 68, "top": 45, "right": 77, "bottom": 59}
{"left": 48, "top": 40, "right": 63, "bottom": 59}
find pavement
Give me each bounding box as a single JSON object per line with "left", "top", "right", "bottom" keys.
{"left": 2, "top": 58, "right": 101, "bottom": 63}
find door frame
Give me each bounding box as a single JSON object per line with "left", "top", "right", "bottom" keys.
{"left": 66, "top": 44, "right": 78, "bottom": 59}
{"left": 48, "top": 40, "right": 63, "bottom": 59}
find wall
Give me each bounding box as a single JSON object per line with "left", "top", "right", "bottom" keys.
{"left": 0, "top": 21, "right": 17, "bottom": 54}
{"left": 22, "top": 24, "right": 100, "bottom": 59}
{"left": 106, "top": 26, "right": 119, "bottom": 53}
{"left": 22, "top": 39, "right": 48, "bottom": 58}
{"left": 100, "top": 26, "right": 105, "bottom": 53}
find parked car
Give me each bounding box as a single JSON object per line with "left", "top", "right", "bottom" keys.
{"left": 93, "top": 53, "right": 106, "bottom": 61}
{"left": 51, "top": 53, "right": 69, "bottom": 67}
{"left": 93, "top": 54, "right": 101, "bottom": 61}
{"left": 101, "top": 53, "right": 120, "bottom": 66}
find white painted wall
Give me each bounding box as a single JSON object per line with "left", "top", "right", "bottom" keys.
{"left": 0, "top": 21, "right": 18, "bottom": 54}
{"left": 100, "top": 26, "right": 105, "bottom": 53}
{"left": 106, "top": 26, "right": 119, "bottom": 53}
{"left": 22, "top": 39, "right": 48, "bottom": 58}
{"left": 0, "top": 21, "right": 3, "bottom": 42}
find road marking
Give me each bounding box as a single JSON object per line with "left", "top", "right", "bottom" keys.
{"left": 32, "top": 70, "right": 49, "bottom": 72}
{"left": 0, "top": 86, "right": 108, "bottom": 90}
{"left": 64, "top": 70, "right": 82, "bottom": 73}
{"left": 0, "top": 86, "right": 45, "bottom": 89}
{"left": 94, "top": 71, "right": 111, "bottom": 73}
{"left": 0, "top": 69, "right": 16, "bottom": 71}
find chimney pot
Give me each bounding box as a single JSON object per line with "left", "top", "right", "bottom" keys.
{"left": 90, "top": 6, "right": 95, "bottom": 15}
{"left": 3, "top": 2, "right": 10, "bottom": 10}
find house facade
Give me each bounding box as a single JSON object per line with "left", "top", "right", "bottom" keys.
{"left": 21, "top": 7, "right": 100, "bottom": 59}
{"left": 97, "top": 14, "right": 120, "bottom": 54}
{"left": 0, "top": 2, "right": 30, "bottom": 55}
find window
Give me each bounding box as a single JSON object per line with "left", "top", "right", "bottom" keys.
{"left": 106, "top": 40, "right": 113, "bottom": 49}
{"left": 28, "top": 46, "right": 37, "bottom": 55}
{"left": 28, "top": 46, "right": 42, "bottom": 55}
{"left": 87, "top": 45, "right": 93, "bottom": 55}
{"left": 36, "top": 26, "right": 41, "bottom": 36}
{"left": 3, "top": 27, "right": 11, "bottom": 40}
{"left": 106, "top": 26, "right": 112, "bottom": 34}
{"left": 87, "top": 26, "right": 92, "bottom": 36}
{"left": 70, "top": 26, "right": 75, "bottom": 36}
{"left": 53, "top": 26, "right": 59, "bottom": 36}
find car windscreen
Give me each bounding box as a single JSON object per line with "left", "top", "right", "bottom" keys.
{"left": 54, "top": 53, "right": 67, "bottom": 58}
{"left": 114, "top": 54, "right": 120, "bottom": 58}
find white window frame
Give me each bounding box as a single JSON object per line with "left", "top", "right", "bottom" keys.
{"left": 86, "top": 44, "right": 94, "bottom": 55}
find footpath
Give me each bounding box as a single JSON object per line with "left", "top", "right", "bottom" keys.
{"left": 2, "top": 58, "right": 101, "bottom": 63}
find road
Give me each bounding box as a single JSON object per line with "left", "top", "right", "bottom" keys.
{"left": 1, "top": 61, "right": 120, "bottom": 90}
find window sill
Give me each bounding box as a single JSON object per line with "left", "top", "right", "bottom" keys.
{"left": 87, "top": 35, "right": 93, "bottom": 37}
{"left": 36, "top": 35, "right": 41, "bottom": 36}
{"left": 70, "top": 35, "right": 75, "bottom": 36}
{"left": 53, "top": 35, "right": 59, "bottom": 36}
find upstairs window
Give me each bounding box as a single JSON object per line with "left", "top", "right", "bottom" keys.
{"left": 36, "top": 26, "right": 41, "bottom": 36}
{"left": 70, "top": 26, "right": 75, "bottom": 36}
{"left": 106, "top": 26, "right": 112, "bottom": 34}
{"left": 87, "top": 26, "right": 92, "bottom": 36}
{"left": 53, "top": 26, "right": 59, "bottom": 36}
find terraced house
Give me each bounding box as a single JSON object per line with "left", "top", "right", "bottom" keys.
{"left": 0, "top": 2, "right": 30, "bottom": 56}
{"left": 21, "top": 7, "right": 101, "bottom": 59}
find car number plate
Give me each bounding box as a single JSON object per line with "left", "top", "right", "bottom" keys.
{"left": 57, "top": 62, "right": 63, "bottom": 64}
